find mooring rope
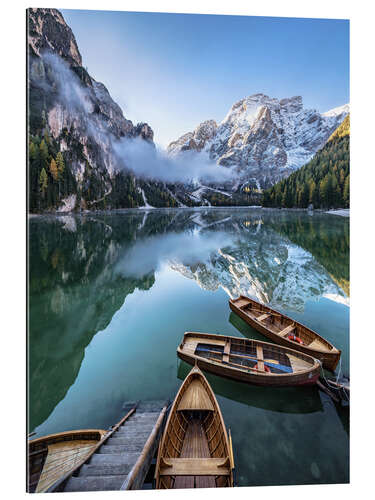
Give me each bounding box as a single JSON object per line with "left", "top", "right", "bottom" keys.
{"left": 319, "top": 357, "right": 349, "bottom": 401}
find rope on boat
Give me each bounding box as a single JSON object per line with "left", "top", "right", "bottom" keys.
{"left": 318, "top": 357, "right": 349, "bottom": 401}
{"left": 335, "top": 356, "right": 342, "bottom": 385}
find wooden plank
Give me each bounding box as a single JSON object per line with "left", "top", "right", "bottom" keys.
{"left": 233, "top": 298, "right": 249, "bottom": 308}
{"left": 223, "top": 341, "right": 230, "bottom": 363}
{"left": 160, "top": 458, "right": 230, "bottom": 476}
{"left": 177, "top": 380, "right": 214, "bottom": 411}
{"left": 46, "top": 406, "right": 137, "bottom": 492}
{"left": 257, "top": 313, "right": 271, "bottom": 322}
{"left": 308, "top": 339, "right": 326, "bottom": 349}
{"left": 36, "top": 441, "right": 98, "bottom": 492}
{"left": 287, "top": 354, "right": 307, "bottom": 373}
{"left": 256, "top": 345, "right": 264, "bottom": 371}
{"left": 279, "top": 324, "right": 295, "bottom": 337}
{"left": 121, "top": 405, "right": 168, "bottom": 490}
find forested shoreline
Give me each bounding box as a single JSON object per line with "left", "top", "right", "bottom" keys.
{"left": 262, "top": 116, "right": 350, "bottom": 209}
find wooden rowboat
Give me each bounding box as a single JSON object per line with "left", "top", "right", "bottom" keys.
{"left": 155, "top": 365, "right": 234, "bottom": 489}
{"left": 28, "top": 429, "right": 106, "bottom": 492}
{"left": 178, "top": 332, "right": 321, "bottom": 386}
{"left": 229, "top": 295, "right": 341, "bottom": 372}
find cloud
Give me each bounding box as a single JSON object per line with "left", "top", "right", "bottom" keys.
{"left": 113, "top": 137, "right": 234, "bottom": 184}
{"left": 40, "top": 52, "right": 234, "bottom": 185}
{"left": 43, "top": 52, "right": 94, "bottom": 114}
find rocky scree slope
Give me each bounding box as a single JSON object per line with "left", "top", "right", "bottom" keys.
{"left": 168, "top": 94, "right": 349, "bottom": 190}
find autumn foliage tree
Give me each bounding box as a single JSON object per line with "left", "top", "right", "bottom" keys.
{"left": 49, "top": 158, "right": 59, "bottom": 181}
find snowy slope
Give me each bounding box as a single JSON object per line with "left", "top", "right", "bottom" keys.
{"left": 168, "top": 94, "right": 349, "bottom": 189}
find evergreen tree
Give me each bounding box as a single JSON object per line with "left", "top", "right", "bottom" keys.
{"left": 56, "top": 152, "right": 65, "bottom": 178}
{"left": 309, "top": 180, "right": 317, "bottom": 206}
{"left": 39, "top": 139, "right": 49, "bottom": 166}
{"left": 343, "top": 174, "right": 350, "bottom": 207}
{"left": 29, "top": 141, "right": 37, "bottom": 161}
{"left": 44, "top": 130, "right": 51, "bottom": 145}
{"left": 39, "top": 168, "right": 48, "bottom": 195}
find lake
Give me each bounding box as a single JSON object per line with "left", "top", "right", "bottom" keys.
{"left": 28, "top": 207, "right": 349, "bottom": 487}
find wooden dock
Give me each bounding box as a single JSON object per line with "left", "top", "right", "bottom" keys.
{"left": 47, "top": 401, "right": 168, "bottom": 492}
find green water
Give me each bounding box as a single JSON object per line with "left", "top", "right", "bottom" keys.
{"left": 28, "top": 208, "right": 349, "bottom": 487}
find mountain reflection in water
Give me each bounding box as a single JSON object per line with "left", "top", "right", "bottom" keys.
{"left": 29, "top": 208, "right": 349, "bottom": 486}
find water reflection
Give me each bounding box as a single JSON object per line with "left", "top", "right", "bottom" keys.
{"left": 29, "top": 208, "right": 349, "bottom": 453}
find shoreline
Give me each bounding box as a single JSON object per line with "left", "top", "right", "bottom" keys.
{"left": 324, "top": 209, "right": 350, "bottom": 217}
{"left": 28, "top": 206, "right": 350, "bottom": 217}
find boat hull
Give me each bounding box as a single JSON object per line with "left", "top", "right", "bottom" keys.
{"left": 177, "top": 333, "right": 321, "bottom": 387}
{"left": 155, "top": 366, "right": 233, "bottom": 489}
{"left": 229, "top": 298, "right": 341, "bottom": 372}
{"left": 28, "top": 429, "right": 106, "bottom": 493}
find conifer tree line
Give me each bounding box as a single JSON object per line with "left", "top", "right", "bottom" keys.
{"left": 262, "top": 116, "right": 350, "bottom": 209}
{"left": 29, "top": 130, "right": 77, "bottom": 212}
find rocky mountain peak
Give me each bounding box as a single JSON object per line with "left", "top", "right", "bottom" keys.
{"left": 167, "top": 119, "right": 217, "bottom": 155}
{"left": 133, "top": 122, "right": 154, "bottom": 142}
{"left": 168, "top": 93, "right": 349, "bottom": 189}
{"left": 28, "top": 8, "right": 82, "bottom": 66}
{"left": 279, "top": 96, "right": 303, "bottom": 113}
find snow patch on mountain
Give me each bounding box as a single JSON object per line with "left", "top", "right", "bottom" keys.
{"left": 168, "top": 94, "right": 349, "bottom": 189}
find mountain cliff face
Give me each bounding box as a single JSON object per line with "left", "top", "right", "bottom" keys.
{"left": 168, "top": 94, "right": 349, "bottom": 189}
{"left": 28, "top": 8, "right": 166, "bottom": 212}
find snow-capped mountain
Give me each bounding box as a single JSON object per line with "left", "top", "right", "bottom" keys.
{"left": 168, "top": 94, "right": 349, "bottom": 189}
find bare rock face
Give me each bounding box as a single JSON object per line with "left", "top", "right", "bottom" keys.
{"left": 28, "top": 8, "right": 154, "bottom": 203}
{"left": 28, "top": 8, "right": 82, "bottom": 66}
{"left": 168, "top": 120, "right": 217, "bottom": 155}
{"left": 168, "top": 93, "right": 349, "bottom": 189}
{"left": 133, "top": 122, "right": 154, "bottom": 142}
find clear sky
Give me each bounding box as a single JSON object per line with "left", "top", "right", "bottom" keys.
{"left": 61, "top": 9, "right": 349, "bottom": 148}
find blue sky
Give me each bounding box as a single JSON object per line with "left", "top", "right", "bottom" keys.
{"left": 62, "top": 9, "right": 349, "bottom": 147}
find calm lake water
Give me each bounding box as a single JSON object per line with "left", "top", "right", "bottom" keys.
{"left": 28, "top": 208, "right": 349, "bottom": 487}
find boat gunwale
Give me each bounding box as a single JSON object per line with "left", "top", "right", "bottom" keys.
{"left": 230, "top": 295, "right": 341, "bottom": 355}
{"left": 178, "top": 331, "right": 321, "bottom": 379}
{"left": 28, "top": 429, "right": 107, "bottom": 448}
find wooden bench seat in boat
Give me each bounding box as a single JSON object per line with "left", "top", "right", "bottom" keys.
{"left": 308, "top": 339, "right": 326, "bottom": 350}
{"left": 159, "top": 458, "right": 230, "bottom": 476}
{"left": 257, "top": 313, "right": 271, "bottom": 322}
{"left": 177, "top": 380, "right": 214, "bottom": 411}
{"left": 279, "top": 324, "right": 295, "bottom": 337}
{"left": 223, "top": 342, "right": 230, "bottom": 362}
{"left": 256, "top": 345, "right": 264, "bottom": 371}
{"left": 233, "top": 298, "right": 249, "bottom": 309}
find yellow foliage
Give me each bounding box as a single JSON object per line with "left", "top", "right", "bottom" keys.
{"left": 49, "top": 158, "right": 59, "bottom": 181}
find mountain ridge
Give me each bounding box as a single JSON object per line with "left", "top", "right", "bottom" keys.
{"left": 168, "top": 93, "right": 349, "bottom": 190}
